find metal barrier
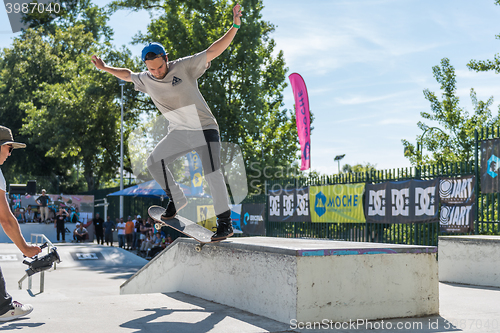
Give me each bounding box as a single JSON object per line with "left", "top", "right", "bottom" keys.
{"left": 18, "top": 234, "right": 57, "bottom": 294}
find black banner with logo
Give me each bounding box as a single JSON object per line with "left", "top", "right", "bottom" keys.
{"left": 439, "top": 176, "right": 475, "bottom": 205}
{"left": 439, "top": 203, "right": 475, "bottom": 233}
{"left": 268, "top": 187, "right": 311, "bottom": 222}
{"left": 481, "top": 138, "right": 500, "bottom": 194}
{"left": 365, "top": 179, "right": 440, "bottom": 224}
{"left": 240, "top": 203, "right": 266, "bottom": 235}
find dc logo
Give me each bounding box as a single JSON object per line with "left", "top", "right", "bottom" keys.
{"left": 243, "top": 212, "right": 250, "bottom": 225}
{"left": 283, "top": 194, "right": 294, "bottom": 217}
{"left": 415, "top": 186, "right": 436, "bottom": 216}
{"left": 269, "top": 196, "right": 280, "bottom": 216}
{"left": 314, "top": 191, "right": 327, "bottom": 217}
{"left": 303, "top": 142, "right": 310, "bottom": 160}
{"left": 368, "top": 189, "right": 385, "bottom": 216}
{"left": 297, "top": 194, "right": 309, "bottom": 216}
{"left": 391, "top": 189, "right": 410, "bottom": 216}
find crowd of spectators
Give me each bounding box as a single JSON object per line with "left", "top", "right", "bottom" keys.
{"left": 84, "top": 213, "right": 174, "bottom": 259}
{"left": 10, "top": 192, "right": 175, "bottom": 259}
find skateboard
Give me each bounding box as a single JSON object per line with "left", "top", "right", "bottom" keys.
{"left": 148, "top": 205, "right": 219, "bottom": 252}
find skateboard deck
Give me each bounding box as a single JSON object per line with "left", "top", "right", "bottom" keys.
{"left": 148, "top": 205, "right": 218, "bottom": 251}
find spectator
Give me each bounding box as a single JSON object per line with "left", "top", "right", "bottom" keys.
{"left": 125, "top": 216, "right": 134, "bottom": 250}
{"left": 140, "top": 218, "right": 152, "bottom": 243}
{"left": 35, "top": 189, "right": 49, "bottom": 223}
{"left": 139, "top": 233, "right": 153, "bottom": 256}
{"left": 133, "top": 215, "right": 142, "bottom": 250}
{"left": 116, "top": 218, "right": 126, "bottom": 249}
{"left": 92, "top": 213, "right": 105, "bottom": 245}
{"left": 70, "top": 207, "right": 80, "bottom": 223}
{"left": 54, "top": 207, "right": 69, "bottom": 242}
{"left": 103, "top": 216, "right": 115, "bottom": 247}
{"left": 24, "top": 205, "right": 34, "bottom": 223}
{"left": 149, "top": 232, "right": 165, "bottom": 258}
{"left": 164, "top": 234, "right": 173, "bottom": 247}
{"left": 14, "top": 207, "right": 24, "bottom": 223}
{"left": 73, "top": 223, "right": 88, "bottom": 242}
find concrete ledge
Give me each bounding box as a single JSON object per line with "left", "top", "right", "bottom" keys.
{"left": 439, "top": 235, "right": 500, "bottom": 287}
{"left": 121, "top": 237, "right": 439, "bottom": 324}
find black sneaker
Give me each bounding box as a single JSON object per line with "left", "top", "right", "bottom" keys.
{"left": 211, "top": 218, "right": 234, "bottom": 241}
{"left": 161, "top": 197, "right": 188, "bottom": 220}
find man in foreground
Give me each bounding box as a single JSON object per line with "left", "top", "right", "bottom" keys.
{"left": 0, "top": 126, "right": 41, "bottom": 322}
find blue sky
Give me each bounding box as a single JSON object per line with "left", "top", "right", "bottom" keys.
{"left": 2, "top": 0, "right": 500, "bottom": 175}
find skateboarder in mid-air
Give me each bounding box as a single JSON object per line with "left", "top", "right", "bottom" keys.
{"left": 92, "top": 4, "right": 243, "bottom": 240}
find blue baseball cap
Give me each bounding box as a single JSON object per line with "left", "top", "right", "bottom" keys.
{"left": 141, "top": 42, "right": 167, "bottom": 62}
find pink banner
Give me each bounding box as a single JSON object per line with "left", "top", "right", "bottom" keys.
{"left": 289, "top": 73, "right": 311, "bottom": 170}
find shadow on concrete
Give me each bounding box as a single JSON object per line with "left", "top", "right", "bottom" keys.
{"left": 0, "top": 319, "right": 44, "bottom": 330}
{"left": 119, "top": 292, "right": 292, "bottom": 333}
{"left": 441, "top": 281, "right": 500, "bottom": 291}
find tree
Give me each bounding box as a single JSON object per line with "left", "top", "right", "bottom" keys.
{"left": 467, "top": 0, "right": 500, "bottom": 74}
{"left": 110, "top": 0, "right": 302, "bottom": 195}
{"left": 402, "top": 58, "right": 496, "bottom": 165}
{"left": 0, "top": 1, "right": 141, "bottom": 191}
{"left": 342, "top": 163, "right": 377, "bottom": 174}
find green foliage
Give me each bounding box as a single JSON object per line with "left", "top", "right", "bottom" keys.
{"left": 467, "top": 0, "right": 500, "bottom": 74}
{"left": 342, "top": 162, "right": 377, "bottom": 174}
{"left": 110, "top": 0, "right": 301, "bottom": 194}
{"left": 0, "top": 2, "right": 140, "bottom": 191}
{"left": 402, "top": 58, "right": 497, "bottom": 165}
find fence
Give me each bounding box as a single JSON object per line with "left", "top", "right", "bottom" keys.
{"left": 265, "top": 161, "right": 476, "bottom": 247}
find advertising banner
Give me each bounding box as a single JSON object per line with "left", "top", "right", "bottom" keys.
{"left": 268, "top": 187, "right": 310, "bottom": 222}
{"left": 289, "top": 73, "right": 311, "bottom": 170}
{"left": 439, "top": 203, "right": 475, "bottom": 233}
{"left": 240, "top": 203, "right": 266, "bottom": 235}
{"left": 439, "top": 176, "right": 475, "bottom": 205}
{"left": 365, "top": 179, "right": 439, "bottom": 224}
{"left": 186, "top": 151, "right": 204, "bottom": 196}
{"left": 197, "top": 205, "right": 217, "bottom": 231}
{"left": 309, "top": 184, "right": 365, "bottom": 223}
{"left": 481, "top": 138, "right": 500, "bottom": 193}
{"left": 229, "top": 204, "right": 243, "bottom": 234}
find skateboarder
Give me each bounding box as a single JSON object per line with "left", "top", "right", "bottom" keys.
{"left": 0, "top": 125, "right": 41, "bottom": 321}
{"left": 92, "top": 4, "right": 243, "bottom": 240}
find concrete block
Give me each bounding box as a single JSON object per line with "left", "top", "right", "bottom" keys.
{"left": 121, "top": 237, "right": 438, "bottom": 324}
{"left": 439, "top": 235, "right": 500, "bottom": 287}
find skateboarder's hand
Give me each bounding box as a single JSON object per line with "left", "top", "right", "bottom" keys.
{"left": 22, "top": 245, "right": 41, "bottom": 258}
{"left": 233, "top": 3, "right": 242, "bottom": 25}
{"left": 91, "top": 55, "right": 106, "bottom": 70}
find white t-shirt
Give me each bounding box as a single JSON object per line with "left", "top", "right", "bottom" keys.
{"left": 130, "top": 51, "right": 218, "bottom": 132}
{"left": 117, "top": 222, "right": 126, "bottom": 235}
{"left": 0, "top": 168, "right": 5, "bottom": 192}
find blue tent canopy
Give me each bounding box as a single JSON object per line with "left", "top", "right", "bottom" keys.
{"left": 107, "top": 180, "right": 206, "bottom": 198}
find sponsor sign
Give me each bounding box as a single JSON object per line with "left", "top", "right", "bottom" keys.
{"left": 71, "top": 252, "right": 104, "bottom": 261}
{"left": 440, "top": 203, "right": 475, "bottom": 233}
{"left": 481, "top": 138, "right": 500, "bottom": 193}
{"left": 439, "top": 176, "right": 475, "bottom": 205}
{"left": 240, "top": 204, "right": 266, "bottom": 235}
{"left": 268, "top": 187, "right": 310, "bottom": 222}
{"left": 365, "top": 179, "right": 439, "bottom": 223}
{"left": 309, "top": 185, "right": 365, "bottom": 223}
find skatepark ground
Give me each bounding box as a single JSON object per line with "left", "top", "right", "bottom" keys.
{"left": 0, "top": 242, "right": 499, "bottom": 333}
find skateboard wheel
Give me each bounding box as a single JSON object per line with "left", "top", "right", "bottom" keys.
{"left": 155, "top": 223, "right": 162, "bottom": 230}
{"left": 195, "top": 245, "right": 202, "bottom": 252}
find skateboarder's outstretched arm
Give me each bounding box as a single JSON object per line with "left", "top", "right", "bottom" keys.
{"left": 91, "top": 55, "right": 135, "bottom": 82}
{"left": 205, "top": 3, "right": 242, "bottom": 63}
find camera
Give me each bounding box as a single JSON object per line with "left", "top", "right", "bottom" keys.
{"left": 22, "top": 243, "right": 61, "bottom": 277}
